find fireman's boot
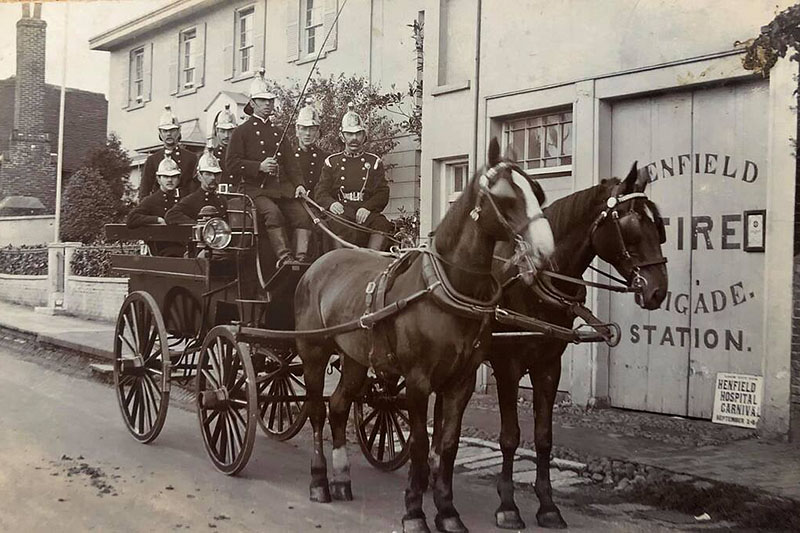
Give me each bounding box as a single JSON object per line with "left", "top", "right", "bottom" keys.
{"left": 266, "top": 227, "right": 295, "bottom": 268}
{"left": 294, "top": 229, "right": 312, "bottom": 263}
{"left": 367, "top": 233, "right": 387, "bottom": 251}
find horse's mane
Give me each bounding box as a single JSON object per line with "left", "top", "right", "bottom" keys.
{"left": 544, "top": 178, "right": 618, "bottom": 239}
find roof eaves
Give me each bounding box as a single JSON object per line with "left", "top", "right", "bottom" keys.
{"left": 89, "top": 0, "right": 218, "bottom": 51}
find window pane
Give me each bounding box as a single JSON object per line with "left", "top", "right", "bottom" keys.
{"left": 511, "top": 130, "right": 524, "bottom": 156}
{"left": 241, "top": 48, "right": 250, "bottom": 73}
{"left": 561, "top": 122, "right": 572, "bottom": 156}
{"left": 545, "top": 125, "right": 560, "bottom": 157}
{"left": 308, "top": 27, "right": 316, "bottom": 54}
{"left": 528, "top": 127, "right": 542, "bottom": 160}
{"left": 454, "top": 165, "right": 465, "bottom": 192}
{"left": 306, "top": 0, "right": 314, "bottom": 25}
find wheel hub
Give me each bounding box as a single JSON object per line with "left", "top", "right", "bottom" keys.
{"left": 119, "top": 356, "right": 146, "bottom": 376}
{"left": 200, "top": 387, "right": 230, "bottom": 409}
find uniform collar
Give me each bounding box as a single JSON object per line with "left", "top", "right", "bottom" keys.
{"left": 251, "top": 114, "right": 270, "bottom": 125}
{"left": 343, "top": 149, "right": 365, "bottom": 158}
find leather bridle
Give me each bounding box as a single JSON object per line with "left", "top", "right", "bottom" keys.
{"left": 471, "top": 161, "right": 548, "bottom": 278}
{"left": 588, "top": 191, "right": 667, "bottom": 306}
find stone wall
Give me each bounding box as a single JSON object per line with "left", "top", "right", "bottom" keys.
{"left": 0, "top": 273, "right": 48, "bottom": 307}
{"left": 0, "top": 215, "right": 54, "bottom": 246}
{"left": 64, "top": 276, "right": 128, "bottom": 322}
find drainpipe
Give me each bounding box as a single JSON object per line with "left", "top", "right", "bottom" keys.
{"left": 472, "top": 0, "right": 485, "bottom": 393}
{"left": 471, "top": 0, "right": 482, "bottom": 174}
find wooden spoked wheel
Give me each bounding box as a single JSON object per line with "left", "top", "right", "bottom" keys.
{"left": 196, "top": 326, "right": 258, "bottom": 475}
{"left": 255, "top": 346, "right": 308, "bottom": 441}
{"left": 113, "top": 291, "right": 171, "bottom": 444}
{"left": 353, "top": 376, "right": 411, "bottom": 471}
{"left": 164, "top": 288, "right": 203, "bottom": 381}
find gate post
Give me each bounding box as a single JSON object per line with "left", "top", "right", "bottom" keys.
{"left": 35, "top": 241, "right": 66, "bottom": 314}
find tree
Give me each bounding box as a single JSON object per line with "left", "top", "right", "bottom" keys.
{"left": 80, "top": 133, "right": 133, "bottom": 219}
{"left": 60, "top": 168, "right": 117, "bottom": 243}
{"left": 742, "top": 4, "right": 800, "bottom": 76}
{"left": 263, "top": 73, "right": 409, "bottom": 159}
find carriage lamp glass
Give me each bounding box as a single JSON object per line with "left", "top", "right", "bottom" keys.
{"left": 201, "top": 218, "right": 232, "bottom": 249}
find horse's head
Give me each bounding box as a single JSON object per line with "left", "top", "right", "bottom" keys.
{"left": 472, "top": 138, "right": 554, "bottom": 282}
{"left": 591, "top": 162, "right": 668, "bottom": 310}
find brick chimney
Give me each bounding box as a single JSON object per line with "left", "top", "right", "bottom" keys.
{"left": 0, "top": 2, "right": 57, "bottom": 213}
{"left": 14, "top": 2, "right": 47, "bottom": 135}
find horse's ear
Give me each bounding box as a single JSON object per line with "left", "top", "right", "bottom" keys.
{"left": 634, "top": 164, "right": 650, "bottom": 192}
{"left": 623, "top": 161, "right": 638, "bottom": 192}
{"left": 488, "top": 137, "right": 501, "bottom": 167}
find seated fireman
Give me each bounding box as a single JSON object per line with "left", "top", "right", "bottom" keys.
{"left": 314, "top": 103, "right": 393, "bottom": 250}
{"left": 166, "top": 144, "right": 227, "bottom": 225}
{"left": 225, "top": 70, "right": 312, "bottom": 267}
{"left": 126, "top": 157, "right": 185, "bottom": 257}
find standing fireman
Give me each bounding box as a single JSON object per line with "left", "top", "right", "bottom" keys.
{"left": 293, "top": 99, "right": 328, "bottom": 197}
{"left": 225, "top": 70, "right": 312, "bottom": 266}
{"left": 213, "top": 104, "right": 237, "bottom": 190}
{"left": 139, "top": 105, "right": 198, "bottom": 199}
{"left": 314, "top": 103, "right": 393, "bottom": 250}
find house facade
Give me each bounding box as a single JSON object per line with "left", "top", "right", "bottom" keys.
{"left": 89, "top": 0, "right": 423, "bottom": 217}
{"left": 420, "top": 0, "right": 798, "bottom": 437}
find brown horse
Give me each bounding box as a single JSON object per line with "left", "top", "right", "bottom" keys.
{"left": 489, "top": 163, "right": 669, "bottom": 529}
{"left": 294, "top": 138, "right": 555, "bottom": 533}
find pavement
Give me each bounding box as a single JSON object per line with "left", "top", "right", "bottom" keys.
{"left": 1, "top": 299, "right": 798, "bottom": 510}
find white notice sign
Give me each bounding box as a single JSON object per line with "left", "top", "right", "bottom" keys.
{"left": 712, "top": 372, "right": 763, "bottom": 428}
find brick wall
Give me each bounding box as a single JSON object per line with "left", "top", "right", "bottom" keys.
{"left": 14, "top": 16, "right": 46, "bottom": 135}
{"left": 0, "top": 133, "right": 56, "bottom": 211}
{"left": 0, "top": 273, "right": 48, "bottom": 307}
{"left": 0, "top": 80, "right": 108, "bottom": 177}
{"left": 64, "top": 276, "right": 128, "bottom": 322}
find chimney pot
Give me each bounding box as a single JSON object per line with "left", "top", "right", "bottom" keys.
{"left": 33, "top": 2, "right": 41, "bottom": 19}
{"left": 21, "top": 3, "right": 30, "bottom": 18}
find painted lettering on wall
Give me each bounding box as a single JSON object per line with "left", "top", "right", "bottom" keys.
{"left": 629, "top": 324, "right": 746, "bottom": 352}
{"left": 642, "top": 154, "right": 758, "bottom": 184}
{"left": 660, "top": 213, "right": 745, "bottom": 250}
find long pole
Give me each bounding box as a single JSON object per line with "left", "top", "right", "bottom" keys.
{"left": 53, "top": 2, "right": 69, "bottom": 243}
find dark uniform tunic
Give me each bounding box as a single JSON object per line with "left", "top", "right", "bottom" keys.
{"left": 126, "top": 189, "right": 180, "bottom": 227}
{"left": 140, "top": 146, "right": 198, "bottom": 200}
{"left": 314, "top": 150, "right": 393, "bottom": 245}
{"left": 213, "top": 144, "right": 236, "bottom": 190}
{"left": 165, "top": 187, "right": 228, "bottom": 225}
{"left": 293, "top": 144, "right": 328, "bottom": 196}
{"left": 126, "top": 189, "right": 184, "bottom": 256}
{"left": 225, "top": 114, "right": 309, "bottom": 230}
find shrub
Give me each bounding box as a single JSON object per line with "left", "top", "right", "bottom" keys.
{"left": 0, "top": 245, "right": 48, "bottom": 275}
{"left": 71, "top": 244, "right": 139, "bottom": 278}
{"left": 60, "top": 168, "right": 117, "bottom": 243}
{"left": 81, "top": 133, "right": 134, "bottom": 219}
{"left": 264, "top": 73, "right": 406, "bottom": 160}
{"left": 391, "top": 206, "right": 420, "bottom": 246}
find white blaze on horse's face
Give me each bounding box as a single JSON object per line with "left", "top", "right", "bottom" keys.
{"left": 509, "top": 172, "right": 554, "bottom": 270}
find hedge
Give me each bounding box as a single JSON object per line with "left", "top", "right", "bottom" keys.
{"left": 0, "top": 245, "right": 48, "bottom": 275}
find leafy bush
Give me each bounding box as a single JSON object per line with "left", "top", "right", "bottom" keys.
{"left": 742, "top": 4, "right": 800, "bottom": 76}
{"left": 392, "top": 206, "right": 420, "bottom": 246}
{"left": 81, "top": 133, "right": 134, "bottom": 219}
{"left": 0, "top": 245, "right": 48, "bottom": 275}
{"left": 60, "top": 168, "right": 118, "bottom": 243}
{"left": 71, "top": 244, "right": 139, "bottom": 278}
{"left": 264, "top": 73, "right": 409, "bottom": 160}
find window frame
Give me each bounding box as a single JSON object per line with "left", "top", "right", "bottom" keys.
{"left": 302, "top": 0, "right": 324, "bottom": 57}
{"left": 129, "top": 46, "right": 145, "bottom": 105}
{"left": 236, "top": 5, "right": 255, "bottom": 77}
{"left": 179, "top": 27, "right": 197, "bottom": 91}
{"left": 502, "top": 109, "right": 573, "bottom": 177}
{"left": 443, "top": 158, "right": 470, "bottom": 206}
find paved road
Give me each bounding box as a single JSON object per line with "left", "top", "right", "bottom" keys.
{"left": 0, "top": 344, "right": 681, "bottom": 532}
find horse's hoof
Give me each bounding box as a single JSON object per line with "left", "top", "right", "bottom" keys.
{"left": 330, "top": 481, "right": 353, "bottom": 501}
{"left": 434, "top": 514, "right": 468, "bottom": 533}
{"left": 402, "top": 517, "right": 431, "bottom": 533}
{"left": 536, "top": 510, "right": 567, "bottom": 529}
{"left": 309, "top": 484, "right": 331, "bottom": 503}
{"left": 496, "top": 509, "right": 526, "bottom": 530}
